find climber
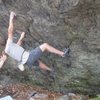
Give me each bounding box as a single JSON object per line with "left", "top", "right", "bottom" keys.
{"left": 0, "top": 11, "right": 70, "bottom": 72}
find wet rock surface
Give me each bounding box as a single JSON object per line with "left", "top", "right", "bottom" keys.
{"left": 0, "top": 0, "right": 100, "bottom": 95}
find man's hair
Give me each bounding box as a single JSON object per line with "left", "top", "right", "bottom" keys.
{"left": 2, "top": 51, "right": 6, "bottom": 55}
{"left": 0, "top": 36, "right": 6, "bottom": 46}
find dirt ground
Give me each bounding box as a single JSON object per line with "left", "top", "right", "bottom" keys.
{"left": 0, "top": 83, "right": 63, "bottom": 100}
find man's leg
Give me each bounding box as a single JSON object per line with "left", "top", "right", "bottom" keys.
{"left": 39, "top": 43, "right": 64, "bottom": 57}
{"left": 38, "top": 60, "right": 52, "bottom": 71}
{"left": 38, "top": 60, "right": 56, "bottom": 80}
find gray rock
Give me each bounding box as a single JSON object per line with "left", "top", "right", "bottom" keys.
{"left": 29, "top": 93, "right": 48, "bottom": 100}
{"left": 57, "top": 95, "right": 69, "bottom": 100}
{"left": 0, "top": 0, "right": 100, "bottom": 96}
{"left": 0, "top": 96, "right": 13, "bottom": 100}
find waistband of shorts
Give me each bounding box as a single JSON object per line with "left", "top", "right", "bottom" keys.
{"left": 20, "top": 50, "right": 25, "bottom": 62}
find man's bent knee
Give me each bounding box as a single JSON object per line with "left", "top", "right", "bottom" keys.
{"left": 39, "top": 43, "right": 48, "bottom": 52}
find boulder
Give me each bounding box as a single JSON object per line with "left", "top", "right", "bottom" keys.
{"left": 0, "top": 0, "right": 100, "bottom": 95}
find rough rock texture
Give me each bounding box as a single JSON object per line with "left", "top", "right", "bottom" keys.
{"left": 0, "top": 0, "right": 100, "bottom": 95}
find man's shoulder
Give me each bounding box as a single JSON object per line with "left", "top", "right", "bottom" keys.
{"left": 7, "top": 38, "right": 13, "bottom": 43}
{"left": 6, "top": 38, "right": 13, "bottom": 46}
{"left": 5, "top": 38, "right": 13, "bottom": 53}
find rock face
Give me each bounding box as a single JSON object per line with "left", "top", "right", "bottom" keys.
{"left": 0, "top": 0, "right": 100, "bottom": 95}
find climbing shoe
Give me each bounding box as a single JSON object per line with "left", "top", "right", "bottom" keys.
{"left": 62, "top": 47, "right": 70, "bottom": 57}
{"left": 45, "top": 69, "right": 56, "bottom": 81}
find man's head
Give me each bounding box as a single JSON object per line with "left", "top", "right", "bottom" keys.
{"left": 0, "top": 51, "right": 7, "bottom": 61}
{"left": 0, "top": 36, "right": 6, "bottom": 46}
{"left": 0, "top": 51, "right": 5, "bottom": 56}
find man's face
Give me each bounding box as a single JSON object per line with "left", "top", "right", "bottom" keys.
{"left": 0, "top": 45, "right": 5, "bottom": 54}
{"left": 0, "top": 54, "right": 7, "bottom": 61}
{"left": 0, "top": 54, "right": 3, "bottom": 60}
{"left": 0, "top": 37, "right": 5, "bottom": 46}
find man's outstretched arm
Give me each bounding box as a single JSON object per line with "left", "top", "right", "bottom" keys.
{"left": 17, "top": 32, "right": 25, "bottom": 46}
{"left": 7, "top": 11, "right": 16, "bottom": 39}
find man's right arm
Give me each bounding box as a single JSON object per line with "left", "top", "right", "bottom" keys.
{"left": 17, "top": 32, "right": 25, "bottom": 46}
{"left": 7, "top": 11, "right": 16, "bottom": 39}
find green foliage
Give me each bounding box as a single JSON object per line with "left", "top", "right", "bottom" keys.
{"left": 90, "top": 95, "right": 100, "bottom": 100}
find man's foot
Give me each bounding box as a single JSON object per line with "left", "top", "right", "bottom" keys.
{"left": 62, "top": 47, "right": 70, "bottom": 57}
{"left": 10, "top": 11, "right": 16, "bottom": 20}
{"left": 46, "top": 69, "right": 56, "bottom": 80}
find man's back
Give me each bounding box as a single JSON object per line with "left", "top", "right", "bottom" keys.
{"left": 5, "top": 38, "right": 25, "bottom": 62}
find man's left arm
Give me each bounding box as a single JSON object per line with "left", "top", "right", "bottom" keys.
{"left": 17, "top": 32, "right": 25, "bottom": 46}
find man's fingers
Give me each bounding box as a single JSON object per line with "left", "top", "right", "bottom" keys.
{"left": 10, "top": 11, "right": 16, "bottom": 20}
{"left": 21, "top": 32, "right": 25, "bottom": 36}
{"left": 11, "top": 11, "right": 16, "bottom": 16}
{"left": 22, "top": 32, "right": 25, "bottom": 34}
